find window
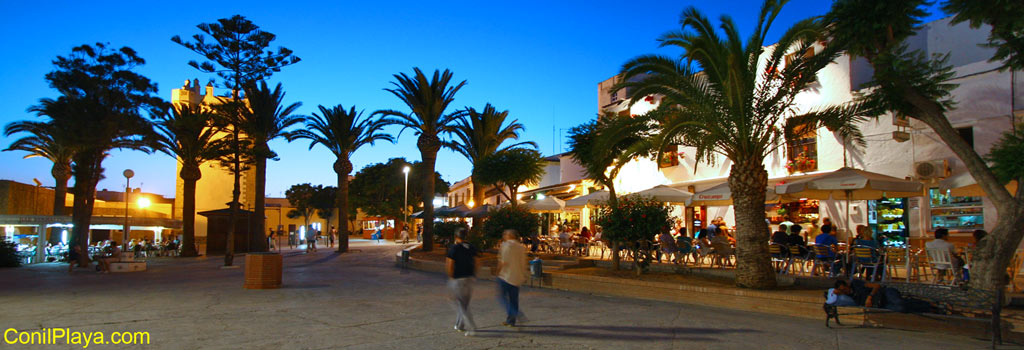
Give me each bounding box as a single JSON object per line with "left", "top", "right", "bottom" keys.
{"left": 658, "top": 145, "right": 681, "bottom": 168}
{"left": 786, "top": 123, "right": 817, "bottom": 174}
{"left": 957, "top": 127, "right": 974, "bottom": 149}
{"left": 928, "top": 188, "right": 983, "bottom": 231}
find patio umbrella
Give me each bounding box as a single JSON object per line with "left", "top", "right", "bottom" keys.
{"left": 775, "top": 167, "right": 924, "bottom": 280}
{"left": 632, "top": 185, "right": 694, "bottom": 204}
{"left": 465, "top": 204, "right": 497, "bottom": 217}
{"left": 449, "top": 204, "right": 472, "bottom": 217}
{"left": 410, "top": 210, "right": 423, "bottom": 218}
{"left": 433, "top": 206, "right": 455, "bottom": 217}
{"left": 686, "top": 182, "right": 790, "bottom": 206}
{"left": 565, "top": 191, "right": 609, "bottom": 208}
{"left": 939, "top": 171, "right": 1018, "bottom": 197}
{"left": 523, "top": 196, "right": 566, "bottom": 213}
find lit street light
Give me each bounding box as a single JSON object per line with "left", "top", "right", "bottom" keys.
{"left": 122, "top": 169, "right": 134, "bottom": 247}
{"left": 403, "top": 165, "right": 410, "bottom": 232}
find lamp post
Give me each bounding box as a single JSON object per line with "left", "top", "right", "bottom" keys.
{"left": 122, "top": 169, "right": 134, "bottom": 248}
{"left": 403, "top": 166, "right": 411, "bottom": 231}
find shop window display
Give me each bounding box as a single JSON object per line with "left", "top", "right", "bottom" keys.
{"left": 928, "top": 188, "right": 984, "bottom": 231}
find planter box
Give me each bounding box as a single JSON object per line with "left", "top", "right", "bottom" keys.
{"left": 244, "top": 252, "right": 282, "bottom": 289}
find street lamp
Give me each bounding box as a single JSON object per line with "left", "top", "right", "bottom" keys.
{"left": 403, "top": 166, "right": 411, "bottom": 230}
{"left": 122, "top": 169, "right": 134, "bottom": 247}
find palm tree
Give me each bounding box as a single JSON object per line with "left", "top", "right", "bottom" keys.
{"left": 240, "top": 81, "right": 303, "bottom": 252}
{"left": 447, "top": 103, "right": 536, "bottom": 206}
{"left": 615, "top": 0, "right": 868, "bottom": 289}
{"left": 153, "top": 105, "right": 223, "bottom": 257}
{"left": 290, "top": 104, "right": 393, "bottom": 252}
{"left": 567, "top": 112, "right": 646, "bottom": 206}
{"left": 376, "top": 68, "right": 467, "bottom": 252}
{"left": 4, "top": 118, "right": 75, "bottom": 218}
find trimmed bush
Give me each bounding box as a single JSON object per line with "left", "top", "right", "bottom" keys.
{"left": 594, "top": 195, "right": 672, "bottom": 273}
{"left": 433, "top": 221, "right": 469, "bottom": 248}
{"left": 481, "top": 205, "right": 540, "bottom": 251}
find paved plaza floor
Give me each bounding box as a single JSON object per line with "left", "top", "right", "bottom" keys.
{"left": 0, "top": 240, "right": 1012, "bottom": 349}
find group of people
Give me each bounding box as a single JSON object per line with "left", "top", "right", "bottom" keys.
{"left": 445, "top": 228, "right": 529, "bottom": 336}
{"left": 653, "top": 217, "right": 735, "bottom": 265}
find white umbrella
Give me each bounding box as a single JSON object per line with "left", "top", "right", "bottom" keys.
{"left": 939, "top": 171, "right": 1018, "bottom": 197}
{"left": 686, "top": 182, "right": 789, "bottom": 206}
{"left": 523, "top": 196, "right": 566, "bottom": 213}
{"left": 565, "top": 191, "right": 609, "bottom": 208}
{"left": 632, "top": 185, "right": 694, "bottom": 204}
{"left": 775, "top": 167, "right": 924, "bottom": 280}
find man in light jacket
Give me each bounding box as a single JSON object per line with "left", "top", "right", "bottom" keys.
{"left": 496, "top": 229, "right": 528, "bottom": 326}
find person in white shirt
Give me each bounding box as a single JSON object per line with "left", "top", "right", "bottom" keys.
{"left": 496, "top": 229, "right": 528, "bottom": 326}
{"left": 399, "top": 226, "right": 410, "bottom": 244}
{"left": 925, "top": 228, "right": 964, "bottom": 279}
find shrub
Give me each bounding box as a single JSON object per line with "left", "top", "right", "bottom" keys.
{"left": 481, "top": 205, "right": 540, "bottom": 250}
{"left": 0, "top": 240, "right": 21, "bottom": 268}
{"left": 594, "top": 195, "right": 672, "bottom": 273}
{"left": 433, "top": 221, "right": 468, "bottom": 248}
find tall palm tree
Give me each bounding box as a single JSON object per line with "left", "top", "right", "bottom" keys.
{"left": 4, "top": 118, "right": 75, "bottom": 218}
{"left": 153, "top": 105, "right": 223, "bottom": 257}
{"left": 290, "top": 104, "right": 393, "bottom": 253}
{"left": 447, "top": 103, "right": 536, "bottom": 206}
{"left": 376, "top": 68, "right": 467, "bottom": 252}
{"left": 615, "top": 0, "right": 868, "bottom": 289}
{"left": 240, "top": 81, "right": 303, "bottom": 252}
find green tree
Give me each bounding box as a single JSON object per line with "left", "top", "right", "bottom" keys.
{"left": 825, "top": 0, "right": 1024, "bottom": 290}
{"left": 313, "top": 186, "right": 338, "bottom": 237}
{"left": 290, "top": 104, "right": 393, "bottom": 252}
{"left": 376, "top": 68, "right": 466, "bottom": 251}
{"left": 4, "top": 118, "right": 75, "bottom": 218}
{"left": 349, "top": 158, "right": 450, "bottom": 221}
{"left": 473, "top": 148, "right": 546, "bottom": 206}
{"left": 40, "top": 43, "right": 161, "bottom": 266}
{"left": 240, "top": 81, "right": 302, "bottom": 253}
{"left": 595, "top": 195, "right": 673, "bottom": 274}
{"left": 173, "top": 14, "right": 300, "bottom": 266}
{"left": 285, "top": 183, "right": 321, "bottom": 235}
{"left": 152, "top": 105, "right": 223, "bottom": 257}
{"left": 447, "top": 103, "right": 536, "bottom": 206}
{"left": 480, "top": 205, "right": 540, "bottom": 250}
{"left": 615, "top": 1, "right": 868, "bottom": 288}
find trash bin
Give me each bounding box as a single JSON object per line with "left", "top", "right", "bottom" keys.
{"left": 529, "top": 257, "right": 543, "bottom": 277}
{"left": 401, "top": 250, "right": 410, "bottom": 266}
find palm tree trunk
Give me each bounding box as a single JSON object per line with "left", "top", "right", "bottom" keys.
{"left": 252, "top": 156, "right": 268, "bottom": 252}
{"left": 180, "top": 164, "right": 201, "bottom": 257}
{"left": 729, "top": 157, "right": 777, "bottom": 289}
{"left": 69, "top": 151, "right": 101, "bottom": 267}
{"left": 418, "top": 134, "right": 441, "bottom": 252}
{"left": 49, "top": 165, "right": 70, "bottom": 245}
{"left": 421, "top": 151, "right": 437, "bottom": 251}
{"left": 472, "top": 181, "right": 484, "bottom": 206}
{"left": 335, "top": 157, "right": 353, "bottom": 253}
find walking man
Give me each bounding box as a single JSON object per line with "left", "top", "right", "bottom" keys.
{"left": 446, "top": 228, "right": 477, "bottom": 336}
{"left": 496, "top": 229, "right": 528, "bottom": 326}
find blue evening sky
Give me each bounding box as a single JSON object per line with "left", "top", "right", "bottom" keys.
{"left": 0, "top": 1, "right": 946, "bottom": 197}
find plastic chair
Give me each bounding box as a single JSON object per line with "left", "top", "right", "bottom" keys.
{"left": 676, "top": 239, "right": 694, "bottom": 266}
{"left": 851, "top": 245, "right": 884, "bottom": 282}
{"left": 785, "top": 245, "right": 810, "bottom": 275}
{"left": 811, "top": 245, "right": 840, "bottom": 277}
{"left": 925, "top": 247, "right": 956, "bottom": 285}
{"left": 769, "top": 243, "right": 788, "bottom": 272}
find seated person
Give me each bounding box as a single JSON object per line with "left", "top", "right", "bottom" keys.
{"left": 827, "top": 279, "right": 882, "bottom": 307}
{"left": 657, "top": 229, "right": 678, "bottom": 263}
{"left": 786, "top": 225, "right": 808, "bottom": 256}
{"left": 771, "top": 224, "right": 789, "bottom": 245}
{"left": 925, "top": 228, "right": 964, "bottom": 278}
{"left": 853, "top": 225, "right": 879, "bottom": 249}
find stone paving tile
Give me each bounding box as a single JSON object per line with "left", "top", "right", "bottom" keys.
{"left": 0, "top": 242, "right": 1012, "bottom": 349}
